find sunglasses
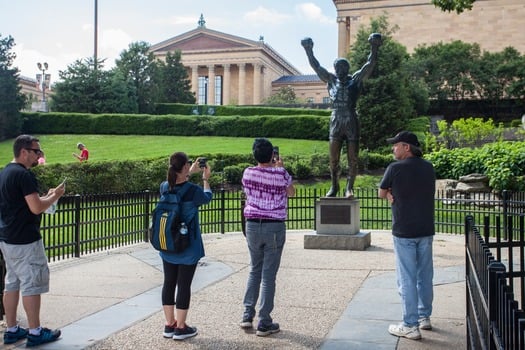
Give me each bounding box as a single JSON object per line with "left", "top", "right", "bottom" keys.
{"left": 25, "top": 148, "right": 43, "bottom": 156}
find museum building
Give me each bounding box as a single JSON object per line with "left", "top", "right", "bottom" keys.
{"left": 150, "top": 0, "right": 524, "bottom": 107}
{"left": 20, "top": 1, "right": 524, "bottom": 108}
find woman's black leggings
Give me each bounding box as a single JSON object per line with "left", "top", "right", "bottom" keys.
{"left": 161, "top": 260, "right": 197, "bottom": 309}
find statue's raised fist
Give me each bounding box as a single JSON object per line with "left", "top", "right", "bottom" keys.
{"left": 368, "top": 33, "right": 383, "bottom": 46}
{"left": 301, "top": 37, "right": 314, "bottom": 49}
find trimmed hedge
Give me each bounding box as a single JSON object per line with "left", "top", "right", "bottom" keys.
{"left": 32, "top": 151, "right": 390, "bottom": 194}
{"left": 154, "top": 103, "right": 331, "bottom": 117}
{"left": 22, "top": 112, "right": 330, "bottom": 140}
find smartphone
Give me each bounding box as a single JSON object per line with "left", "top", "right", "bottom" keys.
{"left": 198, "top": 158, "right": 207, "bottom": 168}
{"left": 273, "top": 146, "right": 279, "bottom": 163}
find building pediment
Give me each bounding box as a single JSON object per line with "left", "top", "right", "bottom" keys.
{"left": 150, "top": 27, "right": 259, "bottom": 53}
{"left": 151, "top": 25, "right": 301, "bottom": 75}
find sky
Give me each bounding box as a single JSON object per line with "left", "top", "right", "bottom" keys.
{"left": 2, "top": 0, "right": 339, "bottom": 84}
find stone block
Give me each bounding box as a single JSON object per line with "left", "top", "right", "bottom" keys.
{"left": 316, "top": 197, "right": 360, "bottom": 235}
{"left": 304, "top": 231, "right": 371, "bottom": 251}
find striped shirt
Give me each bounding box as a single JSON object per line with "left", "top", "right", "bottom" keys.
{"left": 242, "top": 166, "right": 292, "bottom": 221}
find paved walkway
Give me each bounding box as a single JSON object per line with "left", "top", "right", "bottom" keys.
{"left": 1, "top": 231, "right": 466, "bottom": 349}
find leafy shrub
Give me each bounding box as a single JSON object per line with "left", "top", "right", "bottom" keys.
{"left": 510, "top": 119, "right": 522, "bottom": 128}
{"left": 291, "top": 161, "right": 313, "bottom": 180}
{"left": 361, "top": 151, "right": 393, "bottom": 170}
{"left": 308, "top": 153, "right": 330, "bottom": 177}
{"left": 223, "top": 164, "right": 249, "bottom": 184}
{"left": 426, "top": 141, "right": 525, "bottom": 191}
{"left": 433, "top": 117, "right": 504, "bottom": 149}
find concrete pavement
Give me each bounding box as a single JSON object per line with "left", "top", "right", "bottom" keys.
{"left": 1, "top": 230, "right": 466, "bottom": 349}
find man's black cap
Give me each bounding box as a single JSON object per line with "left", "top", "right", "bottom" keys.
{"left": 386, "top": 131, "right": 420, "bottom": 147}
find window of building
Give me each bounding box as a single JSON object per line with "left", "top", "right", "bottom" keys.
{"left": 198, "top": 76, "right": 208, "bottom": 105}
{"left": 214, "top": 76, "right": 222, "bottom": 105}
{"left": 306, "top": 97, "right": 314, "bottom": 103}
{"left": 322, "top": 97, "right": 330, "bottom": 104}
{"left": 198, "top": 76, "right": 223, "bottom": 105}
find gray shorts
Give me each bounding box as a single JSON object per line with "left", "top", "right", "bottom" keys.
{"left": 0, "top": 240, "right": 50, "bottom": 296}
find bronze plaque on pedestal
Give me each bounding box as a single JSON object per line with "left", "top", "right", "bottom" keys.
{"left": 320, "top": 205, "right": 351, "bottom": 225}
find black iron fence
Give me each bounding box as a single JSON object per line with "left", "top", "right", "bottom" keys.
{"left": 465, "top": 214, "right": 525, "bottom": 349}
{"left": 31, "top": 188, "right": 525, "bottom": 262}
{"left": 28, "top": 188, "right": 525, "bottom": 260}
{"left": 1, "top": 187, "right": 525, "bottom": 320}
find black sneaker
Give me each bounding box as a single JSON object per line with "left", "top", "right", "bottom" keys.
{"left": 172, "top": 325, "right": 198, "bottom": 340}
{"left": 239, "top": 317, "right": 253, "bottom": 329}
{"left": 256, "top": 322, "right": 280, "bottom": 337}
{"left": 163, "top": 322, "right": 177, "bottom": 338}
{"left": 26, "top": 328, "right": 61, "bottom": 347}
{"left": 3, "top": 326, "right": 28, "bottom": 344}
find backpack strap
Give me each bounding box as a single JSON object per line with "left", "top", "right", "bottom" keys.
{"left": 161, "top": 182, "right": 196, "bottom": 239}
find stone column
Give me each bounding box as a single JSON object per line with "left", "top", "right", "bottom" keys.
{"left": 238, "top": 63, "right": 246, "bottom": 105}
{"left": 337, "top": 16, "right": 348, "bottom": 58}
{"left": 191, "top": 65, "right": 198, "bottom": 98}
{"left": 253, "top": 63, "right": 262, "bottom": 105}
{"left": 207, "top": 65, "right": 215, "bottom": 105}
{"left": 223, "top": 64, "right": 231, "bottom": 105}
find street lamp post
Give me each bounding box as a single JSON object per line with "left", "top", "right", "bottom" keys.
{"left": 36, "top": 62, "right": 50, "bottom": 112}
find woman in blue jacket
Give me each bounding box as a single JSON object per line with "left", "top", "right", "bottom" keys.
{"left": 159, "top": 152, "right": 212, "bottom": 341}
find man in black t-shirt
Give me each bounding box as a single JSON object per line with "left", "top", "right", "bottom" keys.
{"left": 378, "top": 131, "right": 436, "bottom": 341}
{"left": 0, "top": 135, "right": 65, "bottom": 346}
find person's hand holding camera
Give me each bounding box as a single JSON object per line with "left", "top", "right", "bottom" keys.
{"left": 194, "top": 157, "right": 210, "bottom": 181}
{"left": 274, "top": 157, "right": 284, "bottom": 168}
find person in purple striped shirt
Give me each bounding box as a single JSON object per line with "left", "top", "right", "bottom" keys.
{"left": 239, "top": 138, "right": 295, "bottom": 337}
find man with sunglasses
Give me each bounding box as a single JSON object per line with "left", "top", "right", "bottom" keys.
{"left": 0, "top": 135, "right": 66, "bottom": 347}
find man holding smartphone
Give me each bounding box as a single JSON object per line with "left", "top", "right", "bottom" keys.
{"left": 0, "top": 135, "right": 66, "bottom": 347}
{"left": 272, "top": 146, "right": 279, "bottom": 163}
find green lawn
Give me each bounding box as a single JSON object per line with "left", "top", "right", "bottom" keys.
{"left": 0, "top": 135, "right": 328, "bottom": 165}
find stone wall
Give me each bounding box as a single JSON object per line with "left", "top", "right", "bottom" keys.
{"left": 333, "top": 0, "right": 525, "bottom": 56}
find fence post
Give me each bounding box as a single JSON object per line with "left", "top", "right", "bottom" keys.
{"left": 74, "top": 194, "right": 81, "bottom": 258}
{"left": 240, "top": 191, "right": 246, "bottom": 236}
{"left": 313, "top": 188, "right": 317, "bottom": 231}
{"left": 488, "top": 261, "right": 506, "bottom": 349}
{"left": 465, "top": 215, "right": 472, "bottom": 349}
{"left": 144, "top": 190, "right": 150, "bottom": 242}
{"left": 220, "top": 188, "right": 225, "bottom": 234}
{"left": 502, "top": 190, "right": 509, "bottom": 240}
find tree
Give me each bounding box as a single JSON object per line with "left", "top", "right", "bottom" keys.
{"left": 432, "top": 0, "right": 476, "bottom": 14}
{"left": 470, "top": 47, "right": 524, "bottom": 105}
{"left": 349, "top": 16, "right": 424, "bottom": 150}
{"left": 409, "top": 41, "right": 525, "bottom": 116}
{"left": 51, "top": 58, "right": 137, "bottom": 113}
{"left": 263, "top": 86, "right": 302, "bottom": 105}
{"left": 115, "top": 41, "right": 159, "bottom": 114}
{"left": 157, "top": 50, "right": 195, "bottom": 104}
{"left": 409, "top": 41, "right": 480, "bottom": 102}
{"left": 0, "top": 34, "right": 25, "bottom": 140}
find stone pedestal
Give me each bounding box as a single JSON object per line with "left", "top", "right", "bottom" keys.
{"left": 304, "top": 197, "right": 371, "bottom": 251}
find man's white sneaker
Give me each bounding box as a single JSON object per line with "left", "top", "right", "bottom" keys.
{"left": 388, "top": 323, "right": 421, "bottom": 340}
{"left": 419, "top": 317, "right": 432, "bottom": 330}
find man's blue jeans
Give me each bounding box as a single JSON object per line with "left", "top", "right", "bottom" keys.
{"left": 393, "top": 235, "right": 434, "bottom": 327}
{"left": 242, "top": 221, "right": 286, "bottom": 326}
